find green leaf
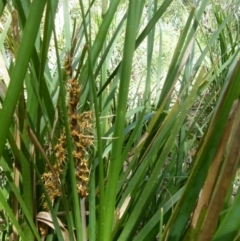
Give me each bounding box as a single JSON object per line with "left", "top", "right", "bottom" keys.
{"left": 0, "top": 0, "right": 47, "bottom": 156}
{"left": 103, "top": 1, "right": 142, "bottom": 241}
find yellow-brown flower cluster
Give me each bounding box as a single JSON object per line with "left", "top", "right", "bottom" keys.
{"left": 41, "top": 56, "right": 93, "bottom": 211}
{"left": 41, "top": 132, "right": 66, "bottom": 210}
{"left": 68, "top": 78, "right": 93, "bottom": 198}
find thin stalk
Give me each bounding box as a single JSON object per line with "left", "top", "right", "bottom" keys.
{"left": 155, "top": 20, "right": 162, "bottom": 106}
{"left": 50, "top": 5, "right": 83, "bottom": 241}
{"left": 13, "top": 118, "right": 20, "bottom": 241}
{"left": 99, "top": 0, "right": 109, "bottom": 239}
{"left": 80, "top": 198, "right": 87, "bottom": 241}
{"left": 144, "top": 0, "right": 155, "bottom": 111}
{"left": 79, "top": 0, "right": 105, "bottom": 240}
{"left": 159, "top": 208, "right": 163, "bottom": 241}
{"left": 19, "top": 92, "right": 34, "bottom": 241}
{"left": 88, "top": 166, "right": 96, "bottom": 241}
{"left": 11, "top": 9, "right": 23, "bottom": 240}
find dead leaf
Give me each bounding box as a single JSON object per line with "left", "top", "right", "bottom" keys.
{"left": 37, "top": 211, "right": 75, "bottom": 241}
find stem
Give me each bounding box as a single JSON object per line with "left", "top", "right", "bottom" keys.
{"left": 80, "top": 198, "right": 87, "bottom": 241}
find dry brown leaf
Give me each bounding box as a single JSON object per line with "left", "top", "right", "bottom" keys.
{"left": 37, "top": 211, "right": 75, "bottom": 241}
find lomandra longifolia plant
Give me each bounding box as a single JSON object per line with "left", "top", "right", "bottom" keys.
{"left": 0, "top": 0, "right": 240, "bottom": 241}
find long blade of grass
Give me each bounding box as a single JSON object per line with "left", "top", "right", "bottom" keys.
{"left": 134, "top": 187, "right": 185, "bottom": 241}
{"left": 117, "top": 58, "right": 203, "bottom": 241}
{"left": 163, "top": 59, "right": 240, "bottom": 240}
{"left": 13, "top": 0, "right": 56, "bottom": 127}
{"left": 0, "top": 0, "right": 47, "bottom": 156}
{"left": 79, "top": 0, "right": 121, "bottom": 85}
{"left": 0, "top": 156, "right": 42, "bottom": 240}
{"left": 97, "top": 0, "right": 173, "bottom": 97}
{"left": 103, "top": 1, "right": 141, "bottom": 240}
{"left": 198, "top": 99, "right": 240, "bottom": 241}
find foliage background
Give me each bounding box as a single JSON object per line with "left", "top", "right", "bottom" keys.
{"left": 0, "top": 0, "right": 240, "bottom": 241}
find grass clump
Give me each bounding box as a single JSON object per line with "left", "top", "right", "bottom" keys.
{"left": 0, "top": 1, "right": 240, "bottom": 241}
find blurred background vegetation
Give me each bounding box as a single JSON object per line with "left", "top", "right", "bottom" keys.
{"left": 0, "top": 0, "right": 240, "bottom": 240}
